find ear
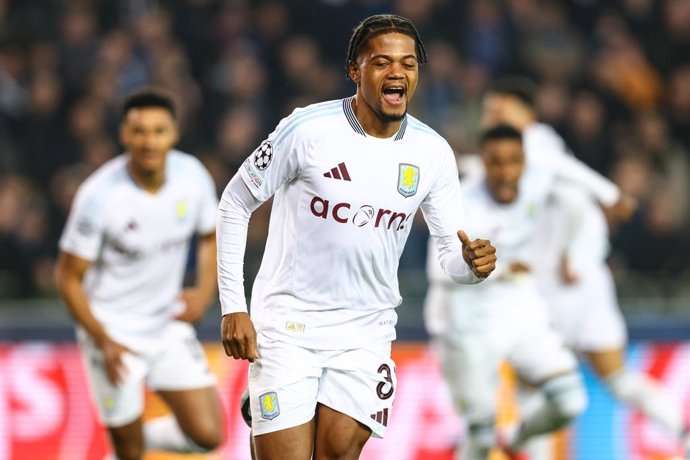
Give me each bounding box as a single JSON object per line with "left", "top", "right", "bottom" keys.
{"left": 118, "top": 122, "right": 127, "bottom": 147}
{"left": 348, "top": 61, "right": 361, "bottom": 84}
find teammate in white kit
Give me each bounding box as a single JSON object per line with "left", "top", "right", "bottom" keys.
{"left": 483, "top": 76, "right": 690, "bottom": 459}
{"left": 425, "top": 124, "right": 598, "bottom": 460}
{"left": 535, "top": 180, "right": 690, "bottom": 459}
{"left": 216, "top": 14, "right": 496, "bottom": 460}
{"left": 56, "top": 88, "right": 223, "bottom": 460}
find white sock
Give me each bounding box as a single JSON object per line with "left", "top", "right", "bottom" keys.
{"left": 515, "top": 385, "right": 552, "bottom": 460}
{"left": 143, "top": 415, "right": 207, "bottom": 453}
{"left": 606, "top": 370, "right": 685, "bottom": 439}
{"left": 460, "top": 418, "right": 495, "bottom": 460}
{"left": 513, "top": 373, "right": 587, "bottom": 448}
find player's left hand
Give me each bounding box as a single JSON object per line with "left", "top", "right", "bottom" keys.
{"left": 559, "top": 254, "right": 579, "bottom": 285}
{"left": 175, "top": 288, "right": 212, "bottom": 323}
{"left": 458, "top": 230, "right": 497, "bottom": 278}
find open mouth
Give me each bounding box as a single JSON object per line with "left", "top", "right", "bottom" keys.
{"left": 383, "top": 86, "right": 405, "bottom": 105}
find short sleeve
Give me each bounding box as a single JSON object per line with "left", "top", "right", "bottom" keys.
{"left": 194, "top": 162, "right": 220, "bottom": 235}
{"left": 58, "top": 184, "right": 106, "bottom": 261}
{"left": 238, "top": 113, "right": 304, "bottom": 202}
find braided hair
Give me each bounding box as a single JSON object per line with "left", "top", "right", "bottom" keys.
{"left": 345, "top": 14, "right": 427, "bottom": 79}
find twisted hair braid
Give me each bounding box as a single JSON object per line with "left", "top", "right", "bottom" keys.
{"left": 345, "top": 14, "right": 427, "bottom": 79}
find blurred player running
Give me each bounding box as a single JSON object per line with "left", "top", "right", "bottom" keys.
{"left": 56, "top": 88, "right": 223, "bottom": 460}
{"left": 425, "top": 125, "right": 591, "bottom": 460}
{"left": 531, "top": 179, "right": 690, "bottom": 459}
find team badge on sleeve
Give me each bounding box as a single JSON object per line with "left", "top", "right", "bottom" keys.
{"left": 259, "top": 391, "right": 280, "bottom": 420}
{"left": 253, "top": 140, "right": 273, "bottom": 171}
{"left": 397, "top": 163, "right": 419, "bottom": 198}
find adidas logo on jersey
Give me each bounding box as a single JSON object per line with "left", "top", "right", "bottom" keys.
{"left": 323, "top": 162, "right": 351, "bottom": 181}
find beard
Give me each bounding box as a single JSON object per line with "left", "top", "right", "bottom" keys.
{"left": 375, "top": 105, "right": 407, "bottom": 122}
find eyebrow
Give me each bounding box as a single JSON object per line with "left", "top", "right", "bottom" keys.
{"left": 370, "top": 54, "right": 418, "bottom": 61}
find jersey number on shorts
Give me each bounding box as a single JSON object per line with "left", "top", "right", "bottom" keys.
{"left": 376, "top": 363, "right": 394, "bottom": 400}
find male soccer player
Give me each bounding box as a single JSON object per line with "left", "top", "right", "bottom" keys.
{"left": 483, "top": 75, "right": 689, "bottom": 459}
{"left": 56, "top": 88, "right": 223, "bottom": 460}
{"left": 480, "top": 76, "right": 637, "bottom": 221}
{"left": 532, "top": 183, "right": 690, "bottom": 458}
{"left": 425, "top": 125, "right": 591, "bottom": 460}
{"left": 216, "top": 14, "right": 496, "bottom": 460}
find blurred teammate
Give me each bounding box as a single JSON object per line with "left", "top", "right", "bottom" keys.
{"left": 484, "top": 75, "right": 689, "bottom": 458}
{"left": 56, "top": 88, "right": 223, "bottom": 460}
{"left": 425, "top": 125, "right": 590, "bottom": 460}
{"left": 532, "top": 183, "right": 690, "bottom": 458}
{"left": 216, "top": 14, "right": 496, "bottom": 460}
{"left": 481, "top": 76, "right": 637, "bottom": 223}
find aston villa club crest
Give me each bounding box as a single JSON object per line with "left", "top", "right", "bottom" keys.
{"left": 259, "top": 391, "right": 280, "bottom": 420}
{"left": 397, "top": 163, "right": 419, "bottom": 198}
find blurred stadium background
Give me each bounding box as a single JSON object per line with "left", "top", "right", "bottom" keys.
{"left": 1, "top": 0, "right": 690, "bottom": 459}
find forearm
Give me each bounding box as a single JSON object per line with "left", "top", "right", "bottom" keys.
{"left": 194, "top": 233, "right": 218, "bottom": 307}
{"left": 56, "top": 269, "right": 108, "bottom": 345}
{"left": 555, "top": 154, "right": 620, "bottom": 206}
{"left": 217, "top": 174, "right": 262, "bottom": 315}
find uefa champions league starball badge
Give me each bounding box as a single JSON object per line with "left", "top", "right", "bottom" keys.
{"left": 253, "top": 140, "right": 273, "bottom": 171}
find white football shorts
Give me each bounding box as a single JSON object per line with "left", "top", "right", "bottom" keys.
{"left": 248, "top": 334, "right": 396, "bottom": 439}
{"left": 77, "top": 320, "right": 216, "bottom": 427}
{"left": 543, "top": 263, "right": 627, "bottom": 352}
{"left": 430, "top": 278, "right": 577, "bottom": 422}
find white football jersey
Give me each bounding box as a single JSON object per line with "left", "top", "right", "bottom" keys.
{"left": 425, "top": 123, "right": 620, "bottom": 336}
{"left": 232, "top": 97, "right": 469, "bottom": 349}
{"left": 59, "top": 150, "right": 218, "bottom": 340}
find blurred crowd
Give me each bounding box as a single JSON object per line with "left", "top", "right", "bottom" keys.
{"left": 0, "top": 0, "right": 689, "bottom": 300}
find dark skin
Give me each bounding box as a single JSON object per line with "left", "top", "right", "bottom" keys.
{"left": 221, "top": 31, "right": 496, "bottom": 460}
{"left": 481, "top": 92, "right": 638, "bottom": 223}
{"left": 56, "top": 106, "right": 222, "bottom": 460}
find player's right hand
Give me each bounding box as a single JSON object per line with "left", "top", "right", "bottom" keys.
{"left": 96, "top": 336, "right": 134, "bottom": 386}
{"left": 221, "top": 312, "right": 259, "bottom": 362}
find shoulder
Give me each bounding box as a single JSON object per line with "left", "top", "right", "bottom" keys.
{"left": 70, "top": 155, "right": 128, "bottom": 217}
{"left": 77, "top": 155, "right": 129, "bottom": 199}
{"left": 524, "top": 123, "right": 565, "bottom": 149}
{"left": 273, "top": 99, "right": 345, "bottom": 145}
{"left": 404, "top": 115, "right": 449, "bottom": 146}
{"left": 167, "top": 149, "right": 214, "bottom": 184}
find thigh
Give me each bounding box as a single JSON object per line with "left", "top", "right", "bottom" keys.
{"left": 248, "top": 336, "right": 321, "bottom": 437}
{"left": 575, "top": 267, "right": 627, "bottom": 352}
{"left": 107, "top": 417, "right": 144, "bottom": 460}
{"left": 254, "top": 418, "right": 315, "bottom": 460}
{"left": 435, "top": 334, "right": 501, "bottom": 422}
{"left": 157, "top": 386, "right": 222, "bottom": 444}
{"left": 148, "top": 322, "right": 216, "bottom": 391}
{"left": 509, "top": 307, "right": 578, "bottom": 385}
{"left": 317, "top": 342, "right": 394, "bottom": 440}
{"left": 77, "top": 329, "right": 147, "bottom": 427}
{"left": 314, "top": 403, "right": 371, "bottom": 460}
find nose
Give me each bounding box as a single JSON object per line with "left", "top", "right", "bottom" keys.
{"left": 387, "top": 62, "right": 405, "bottom": 78}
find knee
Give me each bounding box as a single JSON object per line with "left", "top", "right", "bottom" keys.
{"left": 186, "top": 423, "right": 223, "bottom": 452}
{"left": 317, "top": 428, "right": 370, "bottom": 460}
{"left": 543, "top": 372, "right": 588, "bottom": 421}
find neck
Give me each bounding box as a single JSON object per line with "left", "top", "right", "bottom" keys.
{"left": 128, "top": 162, "right": 165, "bottom": 193}
{"left": 352, "top": 94, "right": 402, "bottom": 138}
